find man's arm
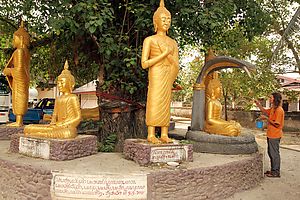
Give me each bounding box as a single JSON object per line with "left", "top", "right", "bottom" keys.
{"left": 254, "top": 100, "right": 269, "bottom": 116}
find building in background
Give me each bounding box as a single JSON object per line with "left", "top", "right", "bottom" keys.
{"left": 73, "top": 80, "right": 98, "bottom": 109}
{"left": 277, "top": 75, "right": 300, "bottom": 112}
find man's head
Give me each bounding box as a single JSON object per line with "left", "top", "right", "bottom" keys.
{"left": 271, "top": 92, "right": 282, "bottom": 108}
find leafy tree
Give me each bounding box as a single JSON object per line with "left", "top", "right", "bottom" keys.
{"left": 283, "top": 89, "right": 300, "bottom": 103}
{"left": 220, "top": 36, "right": 281, "bottom": 110}
{"left": 1, "top": 0, "right": 271, "bottom": 96}
{"left": 0, "top": 0, "right": 274, "bottom": 147}
{"left": 173, "top": 46, "right": 204, "bottom": 103}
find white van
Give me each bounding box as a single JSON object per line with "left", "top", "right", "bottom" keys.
{"left": 0, "top": 75, "right": 10, "bottom": 123}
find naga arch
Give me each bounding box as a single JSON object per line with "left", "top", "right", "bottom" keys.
{"left": 191, "top": 56, "right": 256, "bottom": 131}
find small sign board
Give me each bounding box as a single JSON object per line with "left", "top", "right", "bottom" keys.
{"left": 150, "top": 145, "right": 188, "bottom": 163}
{"left": 19, "top": 136, "right": 50, "bottom": 159}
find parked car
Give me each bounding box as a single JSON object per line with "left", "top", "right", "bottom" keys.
{"left": 9, "top": 98, "right": 55, "bottom": 124}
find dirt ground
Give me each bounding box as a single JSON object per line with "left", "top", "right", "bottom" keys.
{"left": 226, "top": 136, "right": 300, "bottom": 200}
{"left": 257, "top": 132, "right": 300, "bottom": 145}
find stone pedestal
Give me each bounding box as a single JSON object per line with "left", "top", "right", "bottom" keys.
{"left": 0, "top": 125, "right": 24, "bottom": 140}
{"left": 186, "top": 130, "right": 258, "bottom": 155}
{"left": 123, "top": 139, "right": 193, "bottom": 166}
{"left": 10, "top": 134, "right": 98, "bottom": 160}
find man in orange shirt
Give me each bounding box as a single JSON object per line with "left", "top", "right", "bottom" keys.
{"left": 255, "top": 92, "right": 284, "bottom": 178}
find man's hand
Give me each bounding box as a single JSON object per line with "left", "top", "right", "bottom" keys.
{"left": 259, "top": 115, "right": 268, "bottom": 120}
{"left": 254, "top": 99, "right": 260, "bottom": 106}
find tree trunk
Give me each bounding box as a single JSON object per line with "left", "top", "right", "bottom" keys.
{"left": 98, "top": 101, "right": 147, "bottom": 152}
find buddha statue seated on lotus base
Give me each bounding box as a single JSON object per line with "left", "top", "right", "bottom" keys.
{"left": 8, "top": 60, "right": 98, "bottom": 160}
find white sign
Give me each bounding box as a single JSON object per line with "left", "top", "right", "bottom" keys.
{"left": 150, "top": 145, "right": 188, "bottom": 163}
{"left": 19, "top": 137, "right": 50, "bottom": 159}
{"left": 51, "top": 172, "right": 147, "bottom": 200}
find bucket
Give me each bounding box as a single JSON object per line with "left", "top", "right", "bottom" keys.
{"left": 256, "top": 120, "right": 263, "bottom": 129}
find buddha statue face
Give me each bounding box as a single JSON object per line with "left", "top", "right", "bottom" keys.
{"left": 12, "top": 35, "right": 21, "bottom": 48}
{"left": 155, "top": 12, "right": 171, "bottom": 32}
{"left": 57, "top": 77, "right": 71, "bottom": 93}
{"left": 57, "top": 60, "right": 75, "bottom": 94}
{"left": 214, "top": 85, "right": 222, "bottom": 98}
{"left": 13, "top": 21, "right": 30, "bottom": 48}
{"left": 207, "top": 79, "right": 222, "bottom": 99}
{"left": 153, "top": 0, "right": 171, "bottom": 33}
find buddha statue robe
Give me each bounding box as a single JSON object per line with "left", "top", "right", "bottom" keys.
{"left": 204, "top": 77, "right": 241, "bottom": 137}
{"left": 3, "top": 21, "right": 30, "bottom": 126}
{"left": 8, "top": 48, "right": 30, "bottom": 116}
{"left": 24, "top": 60, "right": 81, "bottom": 139}
{"left": 144, "top": 36, "right": 179, "bottom": 127}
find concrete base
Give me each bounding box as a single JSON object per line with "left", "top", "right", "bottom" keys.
{"left": 0, "top": 125, "right": 24, "bottom": 140}
{"left": 0, "top": 140, "right": 264, "bottom": 200}
{"left": 186, "top": 130, "right": 258, "bottom": 154}
{"left": 123, "top": 139, "right": 193, "bottom": 166}
{"left": 10, "top": 134, "right": 98, "bottom": 160}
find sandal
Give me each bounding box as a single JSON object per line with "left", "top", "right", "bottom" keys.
{"left": 266, "top": 172, "right": 280, "bottom": 178}
{"left": 264, "top": 171, "right": 272, "bottom": 175}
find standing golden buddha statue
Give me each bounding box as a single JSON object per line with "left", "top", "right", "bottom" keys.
{"left": 24, "top": 60, "right": 81, "bottom": 139}
{"left": 3, "top": 21, "right": 30, "bottom": 127}
{"left": 204, "top": 74, "right": 241, "bottom": 136}
{"left": 141, "top": 0, "right": 179, "bottom": 144}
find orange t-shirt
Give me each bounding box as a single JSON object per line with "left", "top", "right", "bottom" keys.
{"left": 265, "top": 106, "right": 284, "bottom": 138}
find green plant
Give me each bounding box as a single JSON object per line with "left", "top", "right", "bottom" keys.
{"left": 98, "top": 133, "right": 117, "bottom": 152}
{"left": 78, "top": 119, "right": 102, "bottom": 131}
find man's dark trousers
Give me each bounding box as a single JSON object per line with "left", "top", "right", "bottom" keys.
{"left": 267, "top": 137, "right": 281, "bottom": 175}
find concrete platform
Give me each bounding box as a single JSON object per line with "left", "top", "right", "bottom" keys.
{"left": 0, "top": 125, "right": 24, "bottom": 140}
{"left": 0, "top": 140, "right": 264, "bottom": 200}
{"left": 10, "top": 134, "right": 98, "bottom": 160}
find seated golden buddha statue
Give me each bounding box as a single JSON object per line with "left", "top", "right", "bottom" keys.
{"left": 204, "top": 75, "right": 241, "bottom": 137}
{"left": 24, "top": 60, "right": 81, "bottom": 139}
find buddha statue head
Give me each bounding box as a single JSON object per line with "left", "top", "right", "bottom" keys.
{"left": 13, "top": 20, "right": 30, "bottom": 48}
{"left": 153, "top": 0, "right": 171, "bottom": 32}
{"left": 206, "top": 76, "right": 222, "bottom": 100}
{"left": 57, "top": 60, "right": 75, "bottom": 94}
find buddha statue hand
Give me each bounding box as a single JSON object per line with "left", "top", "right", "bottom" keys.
{"left": 158, "top": 43, "right": 173, "bottom": 55}
{"left": 226, "top": 121, "right": 241, "bottom": 136}
{"left": 3, "top": 68, "right": 10, "bottom": 76}
{"left": 55, "top": 122, "right": 64, "bottom": 127}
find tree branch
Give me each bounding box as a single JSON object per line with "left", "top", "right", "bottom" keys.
{"left": 30, "top": 36, "right": 54, "bottom": 50}
{"left": 0, "top": 17, "right": 17, "bottom": 30}
{"left": 285, "top": 38, "right": 300, "bottom": 71}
